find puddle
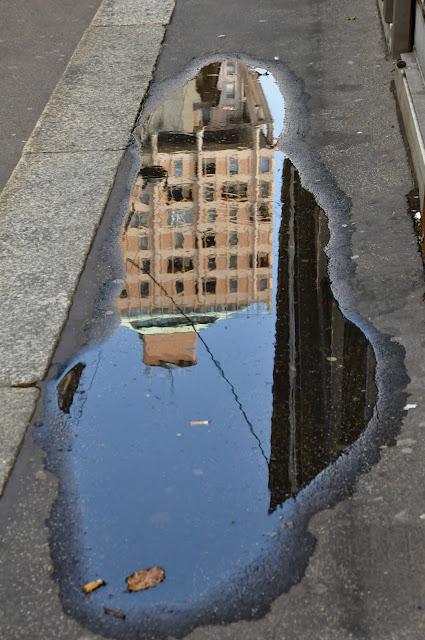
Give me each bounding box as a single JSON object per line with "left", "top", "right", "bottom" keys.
{"left": 38, "top": 61, "right": 376, "bottom": 638}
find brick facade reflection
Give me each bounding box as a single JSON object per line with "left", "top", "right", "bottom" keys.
{"left": 117, "top": 61, "right": 275, "bottom": 365}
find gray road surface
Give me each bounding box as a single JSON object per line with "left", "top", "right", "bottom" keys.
{"left": 0, "top": 0, "right": 102, "bottom": 191}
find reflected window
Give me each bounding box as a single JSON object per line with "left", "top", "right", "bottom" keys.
{"left": 204, "top": 184, "right": 215, "bottom": 201}
{"left": 229, "top": 254, "right": 237, "bottom": 269}
{"left": 140, "top": 281, "right": 149, "bottom": 298}
{"left": 222, "top": 182, "right": 248, "bottom": 200}
{"left": 229, "top": 208, "right": 237, "bottom": 223}
{"left": 229, "top": 278, "right": 238, "bottom": 293}
{"left": 257, "top": 252, "right": 270, "bottom": 268}
{"left": 202, "top": 107, "right": 211, "bottom": 125}
{"left": 141, "top": 259, "right": 151, "bottom": 273}
{"left": 229, "top": 231, "right": 238, "bottom": 246}
{"left": 259, "top": 277, "right": 269, "bottom": 291}
{"left": 131, "top": 212, "right": 148, "bottom": 228}
{"left": 175, "top": 280, "right": 184, "bottom": 295}
{"left": 249, "top": 254, "right": 254, "bottom": 268}
{"left": 229, "top": 158, "right": 239, "bottom": 176}
{"left": 167, "top": 257, "right": 194, "bottom": 273}
{"left": 168, "top": 184, "right": 193, "bottom": 202}
{"left": 139, "top": 235, "right": 149, "bottom": 250}
{"left": 168, "top": 210, "right": 194, "bottom": 227}
{"left": 207, "top": 208, "right": 217, "bottom": 222}
{"left": 140, "top": 190, "right": 150, "bottom": 205}
{"left": 203, "top": 159, "right": 216, "bottom": 176}
{"left": 260, "top": 181, "right": 270, "bottom": 198}
{"left": 174, "top": 160, "right": 183, "bottom": 177}
{"left": 120, "top": 288, "right": 128, "bottom": 299}
{"left": 258, "top": 204, "right": 270, "bottom": 221}
{"left": 227, "top": 61, "right": 236, "bottom": 74}
{"left": 203, "top": 278, "right": 216, "bottom": 294}
{"left": 175, "top": 232, "right": 184, "bottom": 249}
{"left": 202, "top": 232, "right": 216, "bottom": 248}
{"left": 208, "top": 256, "right": 216, "bottom": 271}
{"left": 260, "top": 157, "right": 270, "bottom": 173}
{"left": 226, "top": 82, "right": 235, "bottom": 99}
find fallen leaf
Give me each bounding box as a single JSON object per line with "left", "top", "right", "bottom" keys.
{"left": 344, "top": 16, "right": 357, "bottom": 20}
{"left": 82, "top": 579, "right": 105, "bottom": 593}
{"left": 190, "top": 420, "right": 209, "bottom": 426}
{"left": 126, "top": 566, "right": 165, "bottom": 592}
{"left": 326, "top": 357, "right": 337, "bottom": 362}
{"left": 104, "top": 607, "right": 126, "bottom": 620}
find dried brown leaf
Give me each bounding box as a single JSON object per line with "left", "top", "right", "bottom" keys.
{"left": 82, "top": 579, "right": 105, "bottom": 593}
{"left": 126, "top": 566, "right": 165, "bottom": 592}
{"left": 344, "top": 15, "right": 357, "bottom": 20}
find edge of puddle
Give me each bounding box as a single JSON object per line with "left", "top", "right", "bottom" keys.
{"left": 32, "top": 54, "right": 409, "bottom": 640}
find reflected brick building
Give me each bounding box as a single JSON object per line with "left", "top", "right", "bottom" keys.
{"left": 117, "top": 61, "right": 275, "bottom": 366}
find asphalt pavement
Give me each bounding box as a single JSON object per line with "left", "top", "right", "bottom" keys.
{"left": 0, "top": 0, "right": 102, "bottom": 191}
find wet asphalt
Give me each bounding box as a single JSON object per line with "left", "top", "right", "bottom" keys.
{"left": 1, "top": 1, "right": 425, "bottom": 639}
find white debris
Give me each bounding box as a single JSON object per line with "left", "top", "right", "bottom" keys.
{"left": 419, "top": 514, "right": 425, "bottom": 520}
{"left": 414, "top": 211, "right": 421, "bottom": 220}
{"left": 404, "top": 403, "right": 417, "bottom": 410}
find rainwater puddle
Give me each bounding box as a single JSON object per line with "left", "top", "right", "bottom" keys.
{"left": 38, "top": 61, "right": 376, "bottom": 638}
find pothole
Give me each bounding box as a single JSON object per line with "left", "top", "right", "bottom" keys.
{"left": 37, "top": 60, "right": 377, "bottom": 639}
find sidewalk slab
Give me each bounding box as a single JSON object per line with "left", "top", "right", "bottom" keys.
{"left": 93, "top": 0, "right": 174, "bottom": 26}
{"left": 0, "top": 388, "right": 39, "bottom": 495}
{"left": 0, "top": 150, "right": 123, "bottom": 386}
{"left": 25, "top": 25, "right": 163, "bottom": 154}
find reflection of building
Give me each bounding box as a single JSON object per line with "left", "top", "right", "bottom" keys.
{"left": 117, "top": 61, "right": 275, "bottom": 366}
{"left": 268, "top": 159, "right": 377, "bottom": 512}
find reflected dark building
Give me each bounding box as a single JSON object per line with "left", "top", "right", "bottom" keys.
{"left": 268, "top": 159, "right": 376, "bottom": 512}
{"left": 118, "top": 60, "right": 275, "bottom": 366}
